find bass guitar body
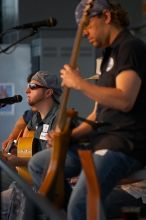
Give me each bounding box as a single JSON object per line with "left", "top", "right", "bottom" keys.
{"left": 38, "top": 0, "right": 95, "bottom": 209}
{"left": 39, "top": 111, "right": 75, "bottom": 208}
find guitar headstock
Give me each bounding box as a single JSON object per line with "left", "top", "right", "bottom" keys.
{"left": 79, "top": 0, "right": 96, "bottom": 26}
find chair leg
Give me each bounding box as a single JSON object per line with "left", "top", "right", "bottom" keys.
{"left": 78, "top": 149, "right": 106, "bottom": 220}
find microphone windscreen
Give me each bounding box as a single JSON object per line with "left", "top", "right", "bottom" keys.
{"left": 16, "top": 95, "right": 23, "bottom": 102}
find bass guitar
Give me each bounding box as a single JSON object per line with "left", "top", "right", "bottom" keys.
{"left": 38, "top": 0, "right": 96, "bottom": 209}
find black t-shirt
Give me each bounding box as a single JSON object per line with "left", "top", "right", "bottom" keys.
{"left": 94, "top": 29, "right": 146, "bottom": 164}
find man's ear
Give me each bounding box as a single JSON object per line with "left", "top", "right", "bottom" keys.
{"left": 103, "top": 9, "right": 111, "bottom": 24}
{"left": 46, "top": 88, "right": 53, "bottom": 98}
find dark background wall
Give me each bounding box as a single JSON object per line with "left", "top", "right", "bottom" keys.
{"left": 2, "top": 0, "right": 146, "bottom": 30}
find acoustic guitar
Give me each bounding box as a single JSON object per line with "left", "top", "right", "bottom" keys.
{"left": 1, "top": 129, "right": 35, "bottom": 184}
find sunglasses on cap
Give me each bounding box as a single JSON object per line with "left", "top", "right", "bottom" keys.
{"left": 27, "top": 83, "right": 48, "bottom": 90}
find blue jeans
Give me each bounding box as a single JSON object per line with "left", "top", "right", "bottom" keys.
{"left": 67, "top": 150, "right": 142, "bottom": 220}
{"left": 28, "top": 148, "right": 142, "bottom": 220}
{"left": 28, "top": 146, "right": 82, "bottom": 189}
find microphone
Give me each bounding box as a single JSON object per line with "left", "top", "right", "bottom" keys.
{"left": 0, "top": 95, "right": 23, "bottom": 105}
{"left": 12, "top": 18, "right": 57, "bottom": 29}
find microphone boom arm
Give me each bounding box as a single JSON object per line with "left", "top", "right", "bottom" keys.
{"left": 0, "top": 29, "right": 38, "bottom": 54}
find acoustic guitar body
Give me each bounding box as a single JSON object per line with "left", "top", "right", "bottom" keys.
{"left": 16, "top": 130, "right": 35, "bottom": 184}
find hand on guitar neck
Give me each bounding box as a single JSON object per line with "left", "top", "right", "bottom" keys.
{"left": 2, "top": 138, "right": 28, "bottom": 167}
{"left": 2, "top": 140, "right": 17, "bottom": 154}
{"left": 1, "top": 139, "right": 17, "bottom": 166}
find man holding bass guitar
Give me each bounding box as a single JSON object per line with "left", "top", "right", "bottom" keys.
{"left": 1, "top": 70, "right": 62, "bottom": 219}
{"left": 28, "top": 0, "right": 146, "bottom": 219}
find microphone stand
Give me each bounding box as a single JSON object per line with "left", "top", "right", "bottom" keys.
{"left": 0, "top": 159, "right": 66, "bottom": 220}
{"left": 0, "top": 28, "right": 38, "bottom": 54}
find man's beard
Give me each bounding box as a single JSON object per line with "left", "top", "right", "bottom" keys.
{"left": 27, "top": 100, "right": 35, "bottom": 107}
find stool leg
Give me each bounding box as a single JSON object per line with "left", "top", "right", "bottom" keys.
{"left": 78, "top": 149, "right": 106, "bottom": 220}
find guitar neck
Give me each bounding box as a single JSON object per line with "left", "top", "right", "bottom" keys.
{"left": 55, "top": 87, "right": 70, "bottom": 132}
{"left": 55, "top": 18, "right": 86, "bottom": 132}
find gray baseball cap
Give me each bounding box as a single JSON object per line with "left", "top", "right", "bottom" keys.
{"left": 75, "top": 0, "right": 111, "bottom": 23}
{"left": 32, "top": 71, "right": 62, "bottom": 103}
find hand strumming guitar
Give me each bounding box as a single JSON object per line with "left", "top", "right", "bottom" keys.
{"left": 2, "top": 151, "right": 29, "bottom": 167}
